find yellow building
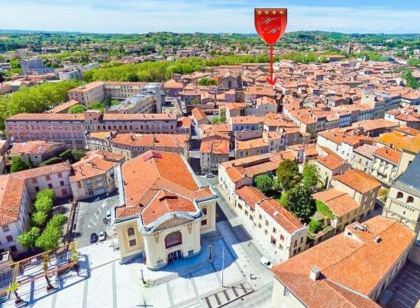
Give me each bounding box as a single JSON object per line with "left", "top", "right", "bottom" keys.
{"left": 114, "top": 151, "right": 217, "bottom": 269}
{"left": 331, "top": 169, "right": 381, "bottom": 218}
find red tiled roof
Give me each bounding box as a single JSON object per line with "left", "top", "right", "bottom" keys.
{"left": 259, "top": 199, "right": 303, "bottom": 233}
{"left": 117, "top": 151, "right": 212, "bottom": 220}
{"left": 272, "top": 216, "right": 415, "bottom": 307}
{"left": 333, "top": 169, "right": 381, "bottom": 194}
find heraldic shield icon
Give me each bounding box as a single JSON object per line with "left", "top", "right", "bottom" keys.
{"left": 254, "top": 8, "right": 288, "bottom": 84}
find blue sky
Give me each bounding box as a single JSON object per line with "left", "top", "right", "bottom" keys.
{"left": 0, "top": 0, "right": 419, "bottom": 34}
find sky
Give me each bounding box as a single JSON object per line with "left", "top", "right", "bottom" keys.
{"left": 0, "top": 0, "right": 419, "bottom": 34}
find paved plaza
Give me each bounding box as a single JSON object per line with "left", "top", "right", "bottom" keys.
{"left": 1, "top": 220, "right": 272, "bottom": 308}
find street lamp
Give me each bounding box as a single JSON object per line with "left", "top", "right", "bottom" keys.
{"left": 208, "top": 244, "right": 213, "bottom": 263}
{"left": 140, "top": 269, "right": 145, "bottom": 284}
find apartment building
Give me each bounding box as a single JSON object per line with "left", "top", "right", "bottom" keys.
{"left": 312, "top": 152, "right": 350, "bottom": 187}
{"left": 383, "top": 154, "right": 420, "bottom": 233}
{"left": 86, "top": 132, "right": 189, "bottom": 159}
{"left": 199, "top": 135, "right": 230, "bottom": 174}
{"left": 218, "top": 151, "right": 295, "bottom": 202}
{"left": 70, "top": 150, "right": 124, "bottom": 201}
{"left": 331, "top": 169, "right": 381, "bottom": 218}
{"left": 114, "top": 151, "right": 218, "bottom": 268}
{"left": 371, "top": 147, "right": 401, "bottom": 185}
{"left": 6, "top": 111, "right": 183, "bottom": 148}
{"left": 0, "top": 162, "right": 72, "bottom": 254}
{"left": 6, "top": 113, "right": 86, "bottom": 148}
{"left": 351, "top": 143, "right": 379, "bottom": 173}
{"left": 313, "top": 188, "right": 362, "bottom": 233}
{"left": 230, "top": 181, "right": 307, "bottom": 262}
{"left": 8, "top": 140, "right": 65, "bottom": 166}
{"left": 271, "top": 216, "right": 415, "bottom": 307}
{"left": 68, "top": 81, "right": 161, "bottom": 104}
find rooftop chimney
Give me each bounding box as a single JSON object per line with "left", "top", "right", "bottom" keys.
{"left": 309, "top": 266, "right": 321, "bottom": 281}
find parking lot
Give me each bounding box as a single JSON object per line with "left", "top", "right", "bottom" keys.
{"left": 72, "top": 194, "right": 120, "bottom": 248}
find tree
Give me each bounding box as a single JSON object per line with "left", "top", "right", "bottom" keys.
{"left": 198, "top": 77, "right": 217, "bottom": 86}
{"left": 10, "top": 156, "right": 30, "bottom": 172}
{"left": 32, "top": 210, "right": 48, "bottom": 227}
{"left": 71, "top": 149, "right": 86, "bottom": 161}
{"left": 17, "top": 227, "right": 41, "bottom": 249}
{"left": 0, "top": 80, "right": 80, "bottom": 129}
{"left": 276, "top": 159, "right": 301, "bottom": 191}
{"left": 68, "top": 104, "right": 87, "bottom": 114}
{"left": 34, "top": 195, "right": 53, "bottom": 213}
{"left": 287, "top": 185, "right": 315, "bottom": 223}
{"left": 302, "top": 163, "right": 320, "bottom": 190}
{"left": 254, "top": 174, "right": 273, "bottom": 194}
{"left": 35, "top": 214, "right": 67, "bottom": 251}
{"left": 37, "top": 188, "right": 55, "bottom": 200}
{"left": 7, "top": 281, "right": 22, "bottom": 304}
{"left": 279, "top": 191, "right": 289, "bottom": 207}
{"left": 309, "top": 219, "right": 323, "bottom": 234}
{"left": 87, "top": 101, "right": 106, "bottom": 112}
{"left": 127, "top": 72, "right": 139, "bottom": 82}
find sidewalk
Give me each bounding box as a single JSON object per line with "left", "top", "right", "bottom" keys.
{"left": 214, "top": 185, "right": 282, "bottom": 264}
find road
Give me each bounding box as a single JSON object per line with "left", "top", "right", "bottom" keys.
{"left": 72, "top": 194, "right": 120, "bottom": 247}
{"left": 199, "top": 176, "right": 274, "bottom": 307}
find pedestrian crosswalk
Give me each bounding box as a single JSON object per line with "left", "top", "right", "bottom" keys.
{"left": 203, "top": 282, "right": 253, "bottom": 308}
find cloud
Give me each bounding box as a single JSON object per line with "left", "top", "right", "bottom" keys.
{"left": 0, "top": 0, "right": 418, "bottom": 33}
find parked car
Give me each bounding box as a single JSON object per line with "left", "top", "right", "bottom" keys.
{"left": 205, "top": 173, "right": 215, "bottom": 178}
{"left": 260, "top": 256, "right": 272, "bottom": 269}
{"left": 90, "top": 233, "right": 98, "bottom": 244}
{"left": 106, "top": 210, "right": 111, "bottom": 218}
{"left": 99, "top": 231, "right": 107, "bottom": 242}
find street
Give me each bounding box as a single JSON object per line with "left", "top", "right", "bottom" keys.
{"left": 72, "top": 194, "right": 120, "bottom": 248}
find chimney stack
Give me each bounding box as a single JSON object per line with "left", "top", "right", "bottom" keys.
{"left": 309, "top": 266, "right": 321, "bottom": 281}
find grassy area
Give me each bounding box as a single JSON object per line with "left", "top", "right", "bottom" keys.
{"left": 315, "top": 200, "right": 334, "bottom": 219}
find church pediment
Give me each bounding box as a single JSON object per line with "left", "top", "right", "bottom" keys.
{"left": 150, "top": 214, "right": 195, "bottom": 232}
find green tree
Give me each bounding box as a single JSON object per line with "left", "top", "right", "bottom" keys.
{"left": 308, "top": 219, "right": 323, "bottom": 234}
{"left": 34, "top": 195, "right": 53, "bottom": 213}
{"left": 37, "top": 189, "right": 55, "bottom": 200}
{"left": 127, "top": 72, "right": 139, "bottom": 82}
{"left": 288, "top": 185, "right": 315, "bottom": 223}
{"left": 402, "top": 70, "right": 419, "bottom": 89}
{"left": 254, "top": 174, "right": 273, "bottom": 194}
{"left": 0, "top": 80, "right": 80, "bottom": 129}
{"left": 10, "top": 156, "right": 30, "bottom": 172}
{"left": 198, "top": 77, "right": 217, "bottom": 86}
{"left": 87, "top": 101, "right": 106, "bottom": 112}
{"left": 276, "top": 159, "right": 301, "bottom": 191}
{"left": 302, "top": 163, "right": 320, "bottom": 190}
{"left": 279, "top": 191, "right": 289, "bottom": 207}
{"left": 68, "top": 104, "right": 87, "bottom": 114}
{"left": 32, "top": 210, "right": 48, "bottom": 227}
{"left": 35, "top": 214, "right": 67, "bottom": 251}
{"left": 71, "top": 149, "right": 86, "bottom": 161}
{"left": 17, "top": 227, "right": 41, "bottom": 249}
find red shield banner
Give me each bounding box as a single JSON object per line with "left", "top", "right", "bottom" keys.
{"left": 254, "top": 8, "right": 287, "bottom": 45}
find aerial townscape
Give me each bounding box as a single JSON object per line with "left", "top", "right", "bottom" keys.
{"left": 0, "top": 1, "right": 419, "bottom": 308}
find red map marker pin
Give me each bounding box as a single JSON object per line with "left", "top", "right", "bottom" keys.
{"left": 254, "top": 8, "right": 288, "bottom": 85}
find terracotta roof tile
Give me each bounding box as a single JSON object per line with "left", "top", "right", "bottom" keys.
{"left": 272, "top": 216, "right": 415, "bottom": 307}
{"left": 333, "top": 169, "right": 381, "bottom": 193}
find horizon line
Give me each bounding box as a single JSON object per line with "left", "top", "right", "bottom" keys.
{"left": 1, "top": 28, "right": 420, "bottom": 36}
